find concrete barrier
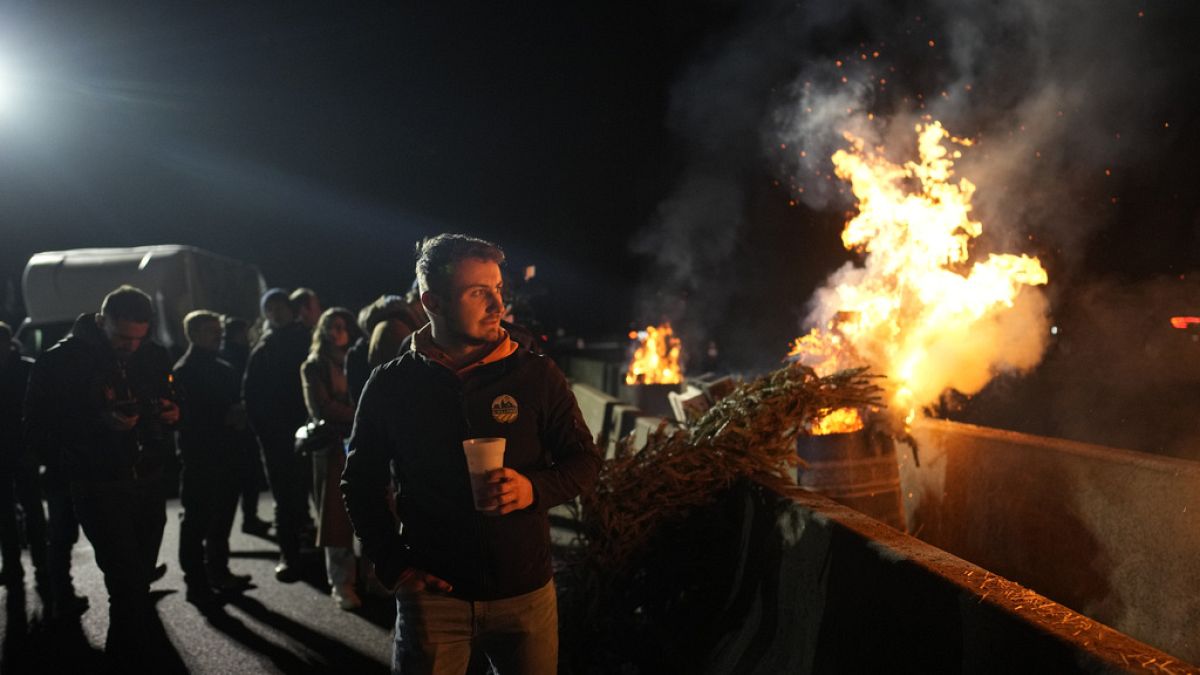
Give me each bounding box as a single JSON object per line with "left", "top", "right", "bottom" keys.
{"left": 571, "top": 382, "right": 616, "bottom": 446}
{"left": 567, "top": 381, "right": 1194, "bottom": 668}
{"left": 571, "top": 382, "right": 682, "bottom": 457}
{"left": 571, "top": 381, "right": 639, "bottom": 458}
{"left": 632, "top": 415, "right": 675, "bottom": 451}
{"left": 702, "top": 484, "right": 1189, "bottom": 673}
{"left": 898, "top": 419, "right": 1200, "bottom": 665}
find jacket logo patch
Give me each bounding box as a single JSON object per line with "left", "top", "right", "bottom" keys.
{"left": 491, "top": 395, "right": 518, "bottom": 423}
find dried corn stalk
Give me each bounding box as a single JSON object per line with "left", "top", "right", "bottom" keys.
{"left": 573, "top": 362, "right": 882, "bottom": 603}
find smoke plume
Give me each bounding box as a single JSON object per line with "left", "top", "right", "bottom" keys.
{"left": 635, "top": 0, "right": 1199, "bottom": 392}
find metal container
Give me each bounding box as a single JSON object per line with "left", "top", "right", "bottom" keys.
{"left": 619, "top": 382, "right": 679, "bottom": 418}
{"left": 797, "top": 430, "right": 906, "bottom": 531}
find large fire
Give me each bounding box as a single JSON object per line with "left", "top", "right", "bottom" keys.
{"left": 809, "top": 407, "right": 864, "bottom": 435}
{"left": 790, "top": 121, "right": 1049, "bottom": 425}
{"left": 626, "top": 323, "right": 683, "bottom": 385}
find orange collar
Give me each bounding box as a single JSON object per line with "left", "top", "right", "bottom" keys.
{"left": 413, "top": 324, "right": 518, "bottom": 377}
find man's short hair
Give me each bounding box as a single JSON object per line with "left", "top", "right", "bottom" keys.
{"left": 0, "top": 321, "right": 11, "bottom": 343}
{"left": 357, "top": 294, "right": 406, "bottom": 333}
{"left": 101, "top": 285, "right": 154, "bottom": 323}
{"left": 415, "top": 234, "right": 505, "bottom": 296}
{"left": 289, "top": 287, "right": 318, "bottom": 313}
{"left": 183, "top": 310, "right": 221, "bottom": 340}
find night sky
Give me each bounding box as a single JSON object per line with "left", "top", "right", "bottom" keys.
{"left": 0, "top": 3, "right": 714, "bottom": 334}
{"left": 2, "top": 2, "right": 1199, "bottom": 373}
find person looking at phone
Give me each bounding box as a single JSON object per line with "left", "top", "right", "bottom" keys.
{"left": 24, "top": 285, "right": 179, "bottom": 664}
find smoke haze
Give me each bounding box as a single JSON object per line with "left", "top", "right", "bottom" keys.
{"left": 635, "top": 0, "right": 1200, "bottom": 404}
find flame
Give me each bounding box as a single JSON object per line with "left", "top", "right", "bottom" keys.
{"left": 626, "top": 323, "right": 683, "bottom": 385}
{"left": 809, "top": 407, "right": 864, "bottom": 435}
{"left": 1170, "top": 316, "right": 1200, "bottom": 330}
{"left": 789, "top": 121, "right": 1049, "bottom": 425}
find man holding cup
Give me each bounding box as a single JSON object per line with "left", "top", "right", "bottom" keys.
{"left": 342, "top": 233, "right": 601, "bottom": 674}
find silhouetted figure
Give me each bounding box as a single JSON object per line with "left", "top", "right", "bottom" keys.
{"left": 244, "top": 289, "right": 313, "bottom": 582}
{"left": 290, "top": 287, "right": 322, "bottom": 331}
{"left": 174, "top": 310, "right": 253, "bottom": 608}
{"left": 368, "top": 287, "right": 427, "bottom": 370}
{"left": 24, "top": 286, "right": 179, "bottom": 661}
{"left": 221, "top": 315, "right": 270, "bottom": 536}
{"left": 302, "top": 307, "right": 363, "bottom": 610}
{"left": 347, "top": 291, "right": 426, "bottom": 404}
{"left": 348, "top": 295, "right": 400, "bottom": 404}
{"left": 32, "top": 420, "right": 87, "bottom": 621}
{"left": 0, "top": 323, "right": 48, "bottom": 596}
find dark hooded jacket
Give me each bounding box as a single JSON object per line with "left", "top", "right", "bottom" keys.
{"left": 23, "top": 313, "right": 175, "bottom": 482}
{"left": 220, "top": 341, "right": 250, "bottom": 380}
{"left": 242, "top": 321, "right": 310, "bottom": 439}
{"left": 341, "top": 329, "right": 601, "bottom": 601}
{"left": 173, "top": 346, "right": 242, "bottom": 464}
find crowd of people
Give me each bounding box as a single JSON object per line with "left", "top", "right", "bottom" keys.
{"left": 0, "top": 233, "right": 602, "bottom": 674}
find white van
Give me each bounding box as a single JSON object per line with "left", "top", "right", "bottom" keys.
{"left": 19, "top": 245, "right": 266, "bottom": 355}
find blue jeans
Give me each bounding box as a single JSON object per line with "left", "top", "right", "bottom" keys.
{"left": 393, "top": 579, "right": 557, "bottom": 675}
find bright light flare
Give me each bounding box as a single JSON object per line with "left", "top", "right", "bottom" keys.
{"left": 0, "top": 61, "right": 14, "bottom": 112}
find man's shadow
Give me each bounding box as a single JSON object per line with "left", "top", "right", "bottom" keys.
{"left": 213, "top": 593, "right": 388, "bottom": 672}
{"left": 184, "top": 601, "right": 319, "bottom": 673}
{"left": 143, "top": 590, "right": 192, "bottom": 673}
{"left": 229, "top": 551, "right": 396, "bottom": 631}
{"left": 4, "top": 587, "right": 106, "bottom": 673}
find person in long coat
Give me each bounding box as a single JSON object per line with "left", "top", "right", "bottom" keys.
{"left": 301, "top": 307, "right": 362, "bottom": 609}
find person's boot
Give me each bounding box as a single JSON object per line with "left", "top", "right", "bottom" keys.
{"left": 331, "top": 584, "right": 362, "bottom": 610}
{"left": 273, "top": 557, "right": 301, "bottom": 583}
{"left": 241, "top": 516, "right": 271, "bottom": 536}
{"left": 209, "top": 570, "right": 252, "bottom": 592}
{"left": 184, "top": 578, "right": 221, "bottom": 612}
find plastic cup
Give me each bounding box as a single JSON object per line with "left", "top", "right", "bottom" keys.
{"left": 462, "top": 438, "right": 506, "bottom": 511}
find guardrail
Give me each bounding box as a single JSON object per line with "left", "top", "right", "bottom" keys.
{"left": 568, "top": 382, "right": 1198, "bottom": 671}
{"left": 900, "top": 419, "right": 1200, "bottom": 666}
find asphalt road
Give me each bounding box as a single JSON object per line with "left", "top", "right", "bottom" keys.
{"left": 0, "top": 492, "right": 396, "bottom": 673}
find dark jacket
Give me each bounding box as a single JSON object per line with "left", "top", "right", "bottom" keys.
{"left": 347, "top": 307, "right": 424, "bottom": 404}
{"left": 23, "top": 313, "right": 175, "bottom": 482}
{"left": 220, "top": 341, "right": 250, "bottom": 380}
{"left": 243, "top": 322, "right": 310, "bottom": 438}
{"left": 0, "top": 344, "right": 34, "bottom": 472}
{"left": 173, "top": 346, "right": 241, "bottom": 464}
{"left": 341, "top": 334, "right": 601, "bottom": 601}
{"left": 345, "top": 337, "right": 372, "bottom": 406}
{"left": 302, "top": 353, "right": 355, "bottom": 434}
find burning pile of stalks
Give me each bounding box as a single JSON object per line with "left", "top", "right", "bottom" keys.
{"left": 559, "top": 362, "right": 882, "bottom": 671}
{"left": 625, "top": 322, "right": 683, "bottom": 385}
